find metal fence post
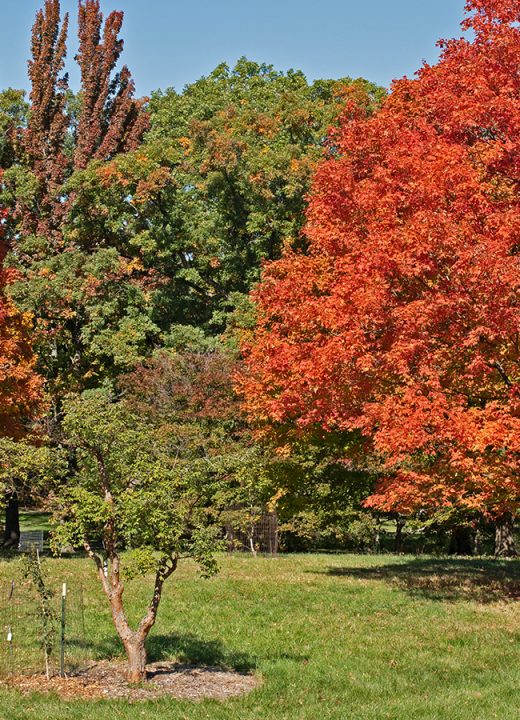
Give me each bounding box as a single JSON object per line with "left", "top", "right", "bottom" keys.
{"left": 60, "top": 582, "right": 67, "bottom": 677}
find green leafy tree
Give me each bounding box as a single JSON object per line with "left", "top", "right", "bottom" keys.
{"left": 267, "top": 432, "right": 378, "bottom": 551}
{"left": 0, "top": 89, "right": 27, "bottom": 170}
{"left": 52, "top": 390, "right": 221, "bottom": 683}
{"left": 121, "top": 348, "right": 283, "bottom": 554}
{"left": 0, "top": 438, "right": 58, "bottom": 546}
{"left": 1, "top": 0, "right": 152, "bottom": 413}
{"left": 63, "top": 60, "right": 385, "bottom": 345}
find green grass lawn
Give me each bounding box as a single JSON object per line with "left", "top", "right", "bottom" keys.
{"left": 0, "top": 553, "right": 518, "bottom": 720}
{"left": 19, "top": 511, "right": 51, "bottom": 533}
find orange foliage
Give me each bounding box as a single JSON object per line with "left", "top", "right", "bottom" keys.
{"left": 240, "top": 0, "right": 520, "bottom": 519}
{"left": 0, "top": 208, "right": 43, "bottom": 436}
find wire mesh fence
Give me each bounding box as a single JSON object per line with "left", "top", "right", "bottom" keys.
{"left": 224, "top": 510, "right": 278, "bottom": 555}
{"left": 0, "top": 571, "right": 93, "bottom": 679}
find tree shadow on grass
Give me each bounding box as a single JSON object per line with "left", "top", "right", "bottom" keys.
{"left": 68, "top": 632, "right": 257, "bottom": 672}
{"left": 319, "top": 557, "right": 520, "bottom": 603}
{"left": 148, "top": 633, "right": 256, "bottom": 671}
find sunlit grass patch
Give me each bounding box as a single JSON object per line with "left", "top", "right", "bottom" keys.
{"left": 0, "top": 553, "right": 518, "bottom": 719}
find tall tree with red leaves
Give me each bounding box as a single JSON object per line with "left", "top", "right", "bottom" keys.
{"left": 74, "top": 0, "right": 149, "bottom": 170}
{"left": 24, "top": 0, "right": 69, "bottom": 238}
{"left": 18, "top": 0, "right": 149, "bottom": 237}
{"left": 1, "top": 0, "right": 153, "bottom": 409}
{"left": 240, "top": 0, "right": 520, "bottom": 555}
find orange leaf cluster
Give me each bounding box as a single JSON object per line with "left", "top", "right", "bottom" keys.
{"left": 0, "top": 209, "right": 43, "bottom": 436}
{"left": 240, "top": 0, "right": 520, "bottom": 519}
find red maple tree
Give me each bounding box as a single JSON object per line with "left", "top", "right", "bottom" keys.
{"left": 240, "top": 0, "right": 520, "bottom": 554}
{"left": 0, "top": 206, "right": 43, "bottom": 437}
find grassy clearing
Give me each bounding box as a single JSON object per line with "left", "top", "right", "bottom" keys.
{"left": 0, "top": 553, "right": 518, "bottom": 720}
{"left": 19, "top": 512, "right": 51, "bottom": 533}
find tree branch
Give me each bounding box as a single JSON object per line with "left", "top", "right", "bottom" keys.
{"left": 489, "top": 360, "right": 512, "bottom": 387}
{"left": 137, "top": 556, "right": 178, "bottom": 638}
{"left": 84, "top": 537, "right": 111, "bottom": 597}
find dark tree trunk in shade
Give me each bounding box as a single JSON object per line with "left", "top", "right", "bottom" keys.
{"left": 494, "top": 513, "right": 517, "bottom": 557}
{"left": 394, "top": 516, "right": 406, "bottom": 553}
{"left": 3, "top": 493, "right": 20, "bottom": 547}
{"left": 448, "top": 526, "right": 473, "bottom": 555}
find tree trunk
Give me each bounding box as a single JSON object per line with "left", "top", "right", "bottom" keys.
{"left": 3, "top": 493, "right": 20, "bottom": 548}
{"left": 494, "top": 512, "right": 517, "bottom": 557}
{"left": 448, "top": 526, "right": 473, "bottom": 555}
{"left": 125, "top": 633, "right": 147, "bottom": 684}
{"left": 394, "top": 516, "right": 405, "bottom": 553}
{"left": 87, "top": 534, "right": 175, "bottom": 686}
{"left": 374, "top": 517, "right": 381, "bottom": 553}
{"left": 108, "top": 587, "right": 149, "bottom": 684}
{"left": 472, "top": 527, "right": 482, "bottom": 556}
{"left": 110, "top": 595, "right": 149, "bottom": 683}
{"left": 248, "top": 531, "right": 257, "bottom": 557}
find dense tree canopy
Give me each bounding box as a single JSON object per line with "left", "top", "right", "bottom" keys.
{"left": 0, "top": 207, "right": 43, "bottom": 437}
{"left": 1, "top": 0, "right": 516, "bottom": 565}
{"left": 65, "top": 61, "right": 384, "bottom": 347}
{"left": 240, "top": 0, "right": 520, "bottom": 547}
{"left": 0, "top": 0, "right": 152, "bottom": 409}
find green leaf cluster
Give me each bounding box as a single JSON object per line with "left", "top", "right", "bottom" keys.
{"left": 51, "top": 389, "right": 222, "bottom": 578}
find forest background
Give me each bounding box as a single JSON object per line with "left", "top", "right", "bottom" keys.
{"left": 0, "top": 0, "right": 518, "bottom": 571}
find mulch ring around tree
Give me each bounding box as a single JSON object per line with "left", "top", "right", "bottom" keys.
{"left": 4, "top": 660, "right": 262, "bottom": 702}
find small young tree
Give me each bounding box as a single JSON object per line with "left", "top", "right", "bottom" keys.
{"left": 52, "top": 389, "right": 220, "bottom": 683}
{"left": 21, "top": 548, "right": 57, "bottom": 679}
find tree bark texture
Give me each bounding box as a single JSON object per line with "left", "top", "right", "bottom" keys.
{"left": 494, "top": 512, "right": 517, "bottom": 557}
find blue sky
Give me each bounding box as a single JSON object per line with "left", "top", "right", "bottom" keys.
{"left": 0, "top": 1, "right": 467, "bottom": 95}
